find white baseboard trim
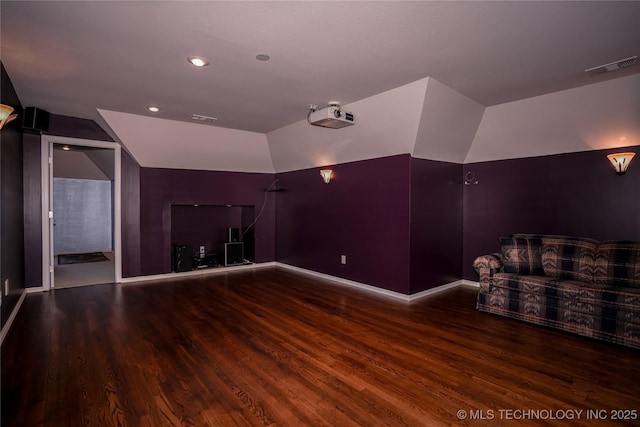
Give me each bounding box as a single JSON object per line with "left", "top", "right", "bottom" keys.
{"left": 275, "top": 262, "right": 470, "bottom": 302}
{"left": 119, "top": 261, "right": 277, "bottom": 285}
{"left": 407, "top": 280, "right": 464, "bottom": 301}
{"left": 460, "top": 279, "right": 480, "bottom": 288}
{"left": 0, "top": 289, "right": 27, "bottom": 346}
{"left": 36, "top": 259, "right": 478, "bottom": 299}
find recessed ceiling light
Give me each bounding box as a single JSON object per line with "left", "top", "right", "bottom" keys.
{"left": 188, "top": 56, "right": 210, "bottom": 67}
{"left": 62, "top": 145, "right": 71, "bottom": 151}
{"left": 256, "top": 53, "right": 270, "bottom": 61}
{"left": 147, "top": 106, "right": 161, "bottom": 112}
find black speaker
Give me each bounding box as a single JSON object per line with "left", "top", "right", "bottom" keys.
{"left": 228, "top": 227, "right": 240, "bottom": 242}
{"left": 223, "top": 242, "right": 244, "bottom": 266}
{"left": 172, "top": 245, "right": 192, "bottom": 272}
{"left": 22, "top": 107, "right": 50, "bottom": 132}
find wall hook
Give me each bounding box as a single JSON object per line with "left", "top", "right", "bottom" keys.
{"left": 464, "top": 171, "right": 478, "bottom": 185}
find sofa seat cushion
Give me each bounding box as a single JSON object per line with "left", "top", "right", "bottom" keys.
{"left": 479, "top": 288, "right": 640, "bottom": 329}
{"left": 492, "top": 272, "right": 554, "bottom": 295}
{"left": 479, "top": 280, "right": 640, "bottom": 347}
{"left": 500, "top": 237, "right": 544, "bottom": 275}
{"left": 594, "top": 241, "right": 640, "bottom": 288}
{"left": 540, "top": 236, "right": 598, "bottom": 282}
{"left": 477, "top": 291, "right": 640, "bottom": 349}
{"left": 492, "top": 273, "right": 640, "bottom": 315}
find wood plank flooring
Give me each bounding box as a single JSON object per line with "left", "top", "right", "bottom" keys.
{"left": 2, "top": 267, "right": 639, "bottom": 426}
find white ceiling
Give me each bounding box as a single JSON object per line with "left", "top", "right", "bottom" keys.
{"left": 2, "top": 1, "right": 639, "bottom": 135}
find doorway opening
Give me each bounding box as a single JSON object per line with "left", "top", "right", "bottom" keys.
{"left": 41, "top": 137, "right": 121, "bottom": 290}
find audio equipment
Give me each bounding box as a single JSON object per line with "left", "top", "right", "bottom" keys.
{"left": 192, "top": 255, "right": 218, "bottom": 269}
{"left": 22, "top": 107, "right": 50, "bottom": 132}
{"left": 228, "top": 227, "right": 240, "bottom": 242}
{"left": 172, "top": 244, "right": 192, "bottom": 272}
{"left": 222, "top": 242, "right": 244, "bottom": 266}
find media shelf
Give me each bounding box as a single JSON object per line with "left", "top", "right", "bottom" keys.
{"left": 170, "top": 204, "right": 255, "bottom": 273}
{"left": 172, "top": 241, "right": 248, "bottom": 273}
{"left": 192, "top": 254, "right": 219, "bottom": 269}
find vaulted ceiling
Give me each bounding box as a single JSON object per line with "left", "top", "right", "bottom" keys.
{"left": 2, "top": 1, "right": 639, "bottom": 171}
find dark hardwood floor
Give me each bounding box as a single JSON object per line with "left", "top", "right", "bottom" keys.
{"left": 2, "top": 267, "right": 639, "bottom": 426}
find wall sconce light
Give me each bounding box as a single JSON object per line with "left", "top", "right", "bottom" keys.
{"left": 607, "top": 152, "right": 635, "bottom": 176}
{"left": 0, "top": 104, "right": 18, "bottom": 130}
{"left": 320, "top": 169, "right": 333, "bottom": 184}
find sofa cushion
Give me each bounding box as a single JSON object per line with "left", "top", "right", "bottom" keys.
{"left": 500, "top": 237, "right": 544, "bottom": 275}
{"left": 477, "top": 286, "right": 640, "bottom": 349}
{"left": 491, "top": 272, "right": 640, "bottom": 315}
{"left": 594, "top": 241, "right": 640, "bottom": 288}
{"left": 493, "top": 273, "right": 640, "bottom": 315}
{"left": 541, "top": 236, "right": 597, "bottom": 282}
{"left": 492, "top": 272, "right": 553, "bottom": 295}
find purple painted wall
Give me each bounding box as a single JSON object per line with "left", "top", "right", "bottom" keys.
{"left": 276, "top": 155, "right": 412, "bottom": 294}
{"left": 23, "top": 133, "right": 42, "bottom": 287}
{"left": 410, "top": 158, "right": 463, "bottom": 293}
{"left": 139, "top": 168, "right": 276, "bottom": 275}
{"left": 462, "top": 147, "right": 640, "bottom": 279}
{"left": 121, "top": 150, "right": 141, "bottom": 277}
{"left": 1, "top": 62, "right": 25, "bottom": 327}
{"left": 47, "top": 114, "right": 113, "bottom": 142}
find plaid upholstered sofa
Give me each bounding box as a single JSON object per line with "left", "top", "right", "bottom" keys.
{"left": 474, "top": 234, "right": 640, "bottom": 349}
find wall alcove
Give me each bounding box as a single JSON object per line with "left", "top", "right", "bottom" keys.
{"left": 170, "top": 204, "right": 256, "bottom": 269}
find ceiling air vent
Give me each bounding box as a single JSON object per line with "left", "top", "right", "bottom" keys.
{"left": 585, "top": 55, "right": 639, "bottom": 76}
{"left": 191, "top": 113, "right": 218, "bottom": 123}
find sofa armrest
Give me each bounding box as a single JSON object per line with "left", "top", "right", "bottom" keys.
{"left": 473, "top": 253, "right": 503, "bottom": 291}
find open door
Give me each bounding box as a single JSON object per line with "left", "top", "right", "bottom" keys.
{"left": 41, "top": 139, "right": 54, "bottom": 290}
{"left": 41, "top": 136, "right": 122, "bottom": 291}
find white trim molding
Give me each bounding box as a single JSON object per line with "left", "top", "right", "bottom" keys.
{"left": 276, "top": 263, "right": 471, "bottom": 302}
{"left": 0, "top": 289, "right": 27, "bottom": 346}
{"left": 41, "top": 136, "right": 122, "bottom": 291}
{"left": 460, "top": 279, "right": 480, "bottom": 288}
{"left": 119, "top": 261, "right": 277, "bottom": 285}
{"left": 407, "top": 280, "right": 464, "bottom": 301}
{"left": 23, "top": 266, "right": 480, "bottom": 300}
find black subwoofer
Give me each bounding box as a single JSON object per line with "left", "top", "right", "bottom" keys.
{"left": 172, "top": 244, "right": 192, "bottom": 272}
{"left": 222, "top": 242, "right": 244, "bottom": 266}
{"left": 22, "top": 107, "right": 50, "bottom": 132}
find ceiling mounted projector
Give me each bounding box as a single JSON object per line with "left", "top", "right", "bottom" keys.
{"left": 308, "top": 102, "right": 354, "bottom": 129}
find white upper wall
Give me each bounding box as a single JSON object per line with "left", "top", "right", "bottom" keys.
{"left": 413, "top": 78, "right": 485, "bottom": 163}
{"left": 465, "top": 73, "right": 640, "bottom": 163}
{"left": 266, "top": 79, "right": 428, "bottom": 173}
{"left": 100, "top": 73, "right": 639, "bottom": 172}
{"left": 98, "top": 109, "right": 274, "bottom": 173}
{"left": 53, "top": 150, "right": 110, "bottom": 180}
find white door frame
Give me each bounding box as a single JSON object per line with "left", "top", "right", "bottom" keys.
{"left": 41, "top": 136, "right": 122, "bottom": 291}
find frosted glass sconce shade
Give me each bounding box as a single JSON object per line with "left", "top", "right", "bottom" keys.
{"left": 0, "top": 104, "right": 18, "bottom": 130}
{"left": 320, "top": 169, "right": 333, "bottom": 184}
{"left": 607, "top": 152, "right": 635, "bottom": 175}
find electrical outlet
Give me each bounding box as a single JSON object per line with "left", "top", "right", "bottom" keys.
{"left": 341, "top": 255, "right": 347, "bottom": 265}
{"left": 4, "top": 279, "right": 9, "bottom": 296}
